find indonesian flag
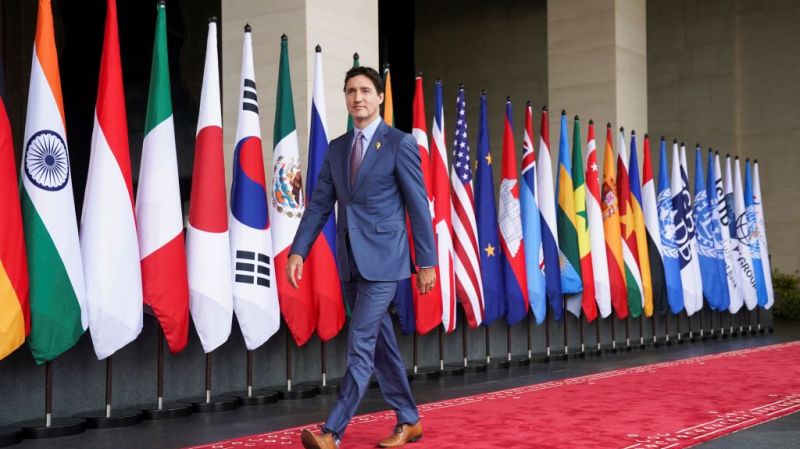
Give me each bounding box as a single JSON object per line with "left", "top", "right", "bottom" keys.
{"left": 432, "top": 80, "right": 455, "bottom": 332}
{"left": 229, "top": 25, "right": 280, "bottom": 350}
{"left": 570, "top": 117, "right": 596, "bottom": 322}
{"left": 81, "top": 0, "right": 143, "bottom": 359}
{"left": 136, "top": 2, "right": 189, "bottom": 353}
{"left": 411, "top": 75, "right": 442, "bottom": 335}
{"left": 20, "top": 0, "right": 85, "bottom": 365}
{"left": 616, "top": 128, "right": 643, "bottom": 318}
{"left": 601, "top": 124, "right": 628, "bottom": 319}
{"left": 499, "top": 98, "right": 529, "bottom": 325}
{"left": 584, "top": 121, "right": 612, "bottom": 318}
{"left": 270, "top": 35, "right": 315, "bottom": 346}
{"left": 0, "top": 92, "right": 28, "bottom": 361}
{"left": 752, "top": 161, "right": 774, "bottom": 309}
{"left": 305, "top": 46, "right": 344, "bottom": 341}
{"left": 186, "top": 19, "right": 233, "bottom": 353}
{"left": 450, "top": 85, "right": 483, "bottom": 328}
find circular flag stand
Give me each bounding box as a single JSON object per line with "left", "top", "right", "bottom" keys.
{"left": 602, "top": 316, "right": 619, "bottom": 354}
{"left": 409, "top": 332, "right": 441, "bottom": 381}
{"left": 462, "top": 321, "right": 489, "bottom": 373}
{"left": 14, "top": 362, "right": 86, "bottom": 439}
{"left": 485, "top": 324, "right": 511, "bottom": 370}
{"left": 305, "top": 340, "right": 340, "bottom": 395}
{"left": 138, "top": 329, "right": 192, "bottom": 419}
{"left": 232, "top": 350, "right": 280, "bottom": 406}
{"left": 274, "top": 334, "right": 318, "bottom": 400}
{"left": 569, "top": 314, "right": 587, "bottom": 359}
{"left": 589, "top": 315, "right": 603, "bottom": 356}
{"left": 440, "top": 326, "right": 465, "bottom": 376}
{"left": 74, "top": 357, "right": 143, "bottom": 428}
{"left": 0, "top": 427, "right": 21, "bottom": 447}
{"left": 509, "top": 317, "right": 531, "bottom": 366}
{"left": 651, "top": 315, "right": 661, "bottom": 347}
{"left": 552, "top": 304, "right": 569, "bottom": 361}
{"left": 183, "top": 352, "right": 238, "bottom": 412}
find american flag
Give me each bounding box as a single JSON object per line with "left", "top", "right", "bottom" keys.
{"left": 450, "top": 86, "right": 484, "bottom": 328}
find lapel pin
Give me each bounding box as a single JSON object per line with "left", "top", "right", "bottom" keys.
{"left": 375, "top": 141, "right": 382, "bottom": 150}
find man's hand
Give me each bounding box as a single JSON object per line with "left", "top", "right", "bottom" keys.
{"left": 287, "top": 254, "right": 304, "bottom": 289}
{"left": 416, "top": 267, "right": 437, "bottom": 294}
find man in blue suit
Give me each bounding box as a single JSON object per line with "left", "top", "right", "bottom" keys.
{"left": 288, "top": 66, "right": 437, "bottom": 449}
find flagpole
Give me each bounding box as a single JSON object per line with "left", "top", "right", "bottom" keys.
{"left": 638, "top": 315, "right": 646, "bottom": 349}
{"left": 74, "top": 356, "right": 143, "bottom": 428}
{"left": 184, "top": 349, "right": 238, "bottom": 412}
{"left": 677, "top": 312, "right": 684, "bottom": 344}
{"left": 527, "top": 313, "right": 533, "bottom": 359}
{"left": 665, "top": 311, "right": 671, "bottom": 345}
{"left": 561, "top": 299, "right": 570, "bottom": 360}
{"left": 138, "top": 326, "right": 192, "bottom": 419}
{"left": 624, "top": 316, "right": 631, "bottom": 351}
{"left": 578, "top": 315, "right": 586, "bottom": 356}
{"left": 698, "top": 307, "right": 706, "bottom": 341}
{"left": 651, "top": 315, "right": 659, "bottom": 347}
{"left": 604, "top": 316, "right": 618, "bottom": 354}
{"left": 545, "top": 312, "right": 552, "bottom": 359}
{"left": 13, "top": 361, "right": 87, "bottom": 438}
{"left": 234, "top": 349, "right": 280, "bottom": 405}
{"left": 593, "top": 315, "right": 602, "bottom": 356}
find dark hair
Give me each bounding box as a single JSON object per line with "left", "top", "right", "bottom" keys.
{"left": 343, "top": 66, "right": 384, "bottom": 94}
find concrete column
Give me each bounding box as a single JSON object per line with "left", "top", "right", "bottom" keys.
{"left": 547, "top": 0, "right": 646, "bottom": 153}
{"left": 221, "top": 0, "right": 378, "bottom": 187}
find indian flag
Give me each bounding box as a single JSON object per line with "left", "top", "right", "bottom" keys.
{"left": 136, "top": 2, "right": 189, "bottom": 353}
{"left": 21, "top": 0, "right": 86, "bottom": 364}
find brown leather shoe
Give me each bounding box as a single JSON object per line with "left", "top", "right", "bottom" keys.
{"left": 301, "top": 429, "right": 337, "bottom": 449}
{"left": 377, "top": 421, "right": 423, "bottom": 448}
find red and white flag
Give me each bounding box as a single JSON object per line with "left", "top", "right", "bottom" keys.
{"left": 81, "top": 0, "right": 143, "bottom": 359}
{"left": 585, "top": 122, "right": 612, "bottom": 318}
{"left": 186, "top": 19, "right": 233, "bottom": 353}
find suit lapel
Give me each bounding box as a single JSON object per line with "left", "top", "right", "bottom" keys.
{"left": 351, "top": 122, "right": 388, "bottom": 195}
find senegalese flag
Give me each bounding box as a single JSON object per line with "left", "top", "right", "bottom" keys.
{"left": 382, "top": 64, "right": 394, "bottom": 126}
{"left": 616, "top": 128, "right": 643, "bottom": 318}
{"left": 22, "top": 0, "right": 87, "bottom": 364}
{"left": 346, "top": 52, "right": 359, "bottom": 131}
{"left": 556, "top": 111, "right": 583, "bottom": 318}
{"left": 601, "top": 124, "right": 628, "bottom": 319}
{"left": 628, "top": 133, "right": 653, "bottom": 317}
{"left": 571, "top": 117, "right": 596, "bottom": 322}
{"left": 0, "top": 82, "right": 29, "bottom": 361}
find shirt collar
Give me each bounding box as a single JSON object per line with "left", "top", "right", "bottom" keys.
{"left": 353, "top": 116, "right": 382, "bottom": 144}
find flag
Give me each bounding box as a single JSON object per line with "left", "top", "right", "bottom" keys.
{"left": 732, "top": 157, "right": 758, "bottom": 310}
{"left": 431, "top": 80, "right": 456, "bottom": 332}
{"left": 450, "top": 85, "right": 484, "bottom": 328}
{"left": 556, "top": 111, "right": 583, "bottom": 318}
{"left": 601, "top": 124, "right": 628, "bottom": 318}
{"left": 81, "top": 0, "right": 142, "bottom": 359}
{"left": 706, "top": 150, "right": 731, "bottom": 311}
{"left": 724, "top": 155, "right": 750, "bottom": 313}
{"left": 628, "top": 132, "right": 653, "bottom": 317}
{"left": 499, "top": 98, "right": 529, "bottom": 325}
{"left": 346, "top": 52, "right": 359, "bottom": 131}
{"left": 585, "top": 121, "right": 612, "bottom": 319}
{"left": 0, "top": 80, "right": 28, "bottom": 361}
{"left": 229, "top": 25, "right": 280, "bottom": 350}
{"left": 692, "top": 146, "right": 723, "bottom": 310}
{"left": 305, "top": 45, "right": 344, "bottom": 342}
{"left": 271, "top": 35, "right": 315, "bottom": 346}
{"left": 136, "top": 2, "right": 189, "bottom": 353}
{"left": 641, "top": 135, "right": 667, "bottom": 315}
{"left": 752, "top": 161, "right": 774, "bottom": 309}
{"left": 657, "top": 139, "right": 684, "bottom": 314}
{"left": 186, "top": 18, "right": 233, "bottom": 353}
{"left": 410, "top": 75, "right": 442, "bottom": 334}
{"left": 537, "top": 107, "right": 564, "bottom": 321}
{"left": 671, "top": 143, "right": 702, "bottom": 315}
{"left": 617, "top": 129, "right": 643, "bottom": 318}
{"left": 571, "top": 116, "right": 596, "bottom": 322}
{"left": 23, "top": 0, "right": 88, "bottom": 364}
{"left": 475, "top": 91, "right": 505, "bottom": 325}
{"left": 382, "top": 65, "right": 394, "bottom": 126}
{"left": 521, "top": 102, "right": 546, "bottom": 324}
{"left": 744, "top": 160, "right": 769, "bottom": 308}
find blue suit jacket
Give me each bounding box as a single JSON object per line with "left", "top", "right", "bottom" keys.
{"left": 291, "top": 121, "right": 437, "bottom": 281}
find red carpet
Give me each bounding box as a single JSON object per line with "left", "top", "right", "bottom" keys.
{"left": 186, "top": 342, "right": 800, "bottom": 449}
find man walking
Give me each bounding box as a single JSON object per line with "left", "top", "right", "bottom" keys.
{"left": 287, "top": 66, "right": 436, "bottom": 449}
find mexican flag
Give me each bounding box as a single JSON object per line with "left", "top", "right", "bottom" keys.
{"left": 21, "top": 0, "right": 86, "bottom": 364}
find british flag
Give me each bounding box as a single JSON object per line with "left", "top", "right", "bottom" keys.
{"left": 449, "top": 85, "right": 484, "bottom": 328}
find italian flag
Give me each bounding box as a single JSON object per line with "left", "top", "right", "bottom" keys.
{"left": 136, "top": 2, "right": 189, "bottom": 353}
{"left": 21, "top": 0, "right": 86, "bottom": 364}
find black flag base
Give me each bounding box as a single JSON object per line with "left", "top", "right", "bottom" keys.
{"left": 509, "top": 355, "right": 532, "bottom": 366}
{"left": 182, "top": 395, "right": 239, "bottom": 412}
{"left": 274, "top": 384, "right": 319, "bottom": 400}
{"left": 601, "top": 343, "right": 619, "bottom": 354}
{"left": 0, "top": 426, "right": 22, "bottom": 446}
{"left": 462, "top": 359, "right": 489, "bottom": 373}
{"left": 486, "top": 358, "right": 512, "bottom": 369}
{"left": 74, "top": 409, "right": 143, "bottom": 429}
{"left": 136, "top": 402, "right": 192, "bottom": 420}
{"left": 441, "top": 363, "right": 467, "bottom": 376}
{"left": 298, "top": 379, "right": 340, "bottom": 395}
{"left": 408, "top": 366, "right": 442, "bottom": 381}
{"left": 230, "top": 389, "right": 280, "bottom": 406}
{"left": 14, "top": 418, "right": 86, "bottom": 439}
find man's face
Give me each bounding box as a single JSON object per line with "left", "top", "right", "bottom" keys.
{"left": 345, "top": 75, "right": 384, "bottom": 125}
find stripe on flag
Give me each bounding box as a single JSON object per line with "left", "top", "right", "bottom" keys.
{"left": 601, "top": 124, "right": 628, "bottom": 319}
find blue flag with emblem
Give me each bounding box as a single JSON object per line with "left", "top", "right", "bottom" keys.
{"left": 657, "top": 139, "right": 684, "bottom": 314}
{"left": 693, "top": 146, "right": 723, "bottom": 310}
{"left": 744, "top": 160, "right": 769, "bottom": 308}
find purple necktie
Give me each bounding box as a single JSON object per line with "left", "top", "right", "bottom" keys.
{"left": 350, "top": 131, "right": 364, "bottom": 189}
